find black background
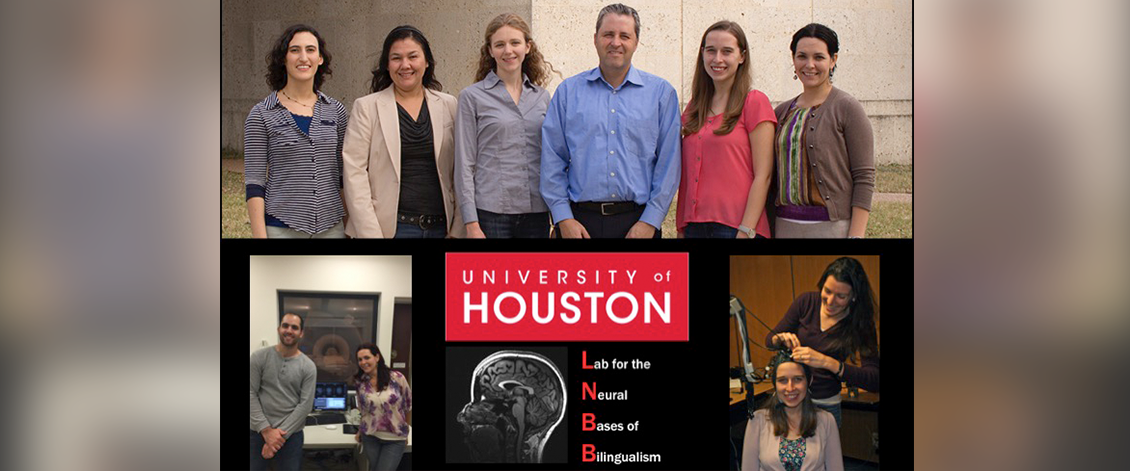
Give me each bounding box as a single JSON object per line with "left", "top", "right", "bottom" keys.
{"left": 223, "top": 238, "right": 914, "bottom": 470}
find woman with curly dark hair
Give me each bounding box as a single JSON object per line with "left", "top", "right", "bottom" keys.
{"left": 244, "top": 24, "right": 348, "bottom": 238}
{"left": 766, "top": 257, "right": 879, "bottom": 428}
{"left": 453, "top": 13, "right": 560, "bottom": 238}
{"left": 353, "top": 343, "right": 412, "bottom": 470}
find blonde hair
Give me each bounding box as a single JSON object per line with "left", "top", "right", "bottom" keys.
{"left": 474, "top": 13, "right": 560, "bottom": 87}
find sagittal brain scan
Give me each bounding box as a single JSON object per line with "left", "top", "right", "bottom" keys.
{"left": 456, "top": 350, "right": 566, "bottom": 463}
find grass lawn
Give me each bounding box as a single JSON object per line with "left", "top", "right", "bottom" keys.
{"left": 868, "top": 200, "right": 912, "bottom": 238}
{"left": 221, "top": 155, "right": 911, "bottom": 239}
{"left": 222, "top": 169, "right": 251, "bottom": 238}
{"left": 877, "top": 163, "right": 912, "bottom": 194}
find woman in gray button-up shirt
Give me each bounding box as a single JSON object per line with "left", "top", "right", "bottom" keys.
{"left": 454, "top": 14, "right": 559, "bottom": 238}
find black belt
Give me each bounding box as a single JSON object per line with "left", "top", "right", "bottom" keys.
{"left": 571, "top": 201, "right": 641, "bottom": 216}
{"left": 397, "top": 212, "right": 446, "bottom": 230}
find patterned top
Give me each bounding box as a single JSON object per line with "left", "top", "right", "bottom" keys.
{"left": 244, "top": 90, "right": 348, "bottom": 234}
{"left": 356, "top": 370, "right": 412, "bottom": 440}
{"left": 774, "top": 101, "right": 829, "bottom": 221}
{"left": 779, "top": 436, "right": 807, "bottom": 471}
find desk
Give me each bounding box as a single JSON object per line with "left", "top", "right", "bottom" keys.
{"left": 729, "top": 383, "right": 774, "bottom": 406}
{"left": 840, "top": 391, "right": 878, "bottom": 464}
{"left": 729, "top": 382, "right": 774, "bottom": 428}
{"left": 304, "top": 425, "right": 413, "bottom": 453}
{"left": 303, "top": 425, "right": 413, "bottom": 471}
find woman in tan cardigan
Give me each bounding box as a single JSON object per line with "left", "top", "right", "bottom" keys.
{"left": 773, "top": 24, "right": 875, "bottom": 238}
{"left": 742, "top": 350, "right": 843, "bottom": 471}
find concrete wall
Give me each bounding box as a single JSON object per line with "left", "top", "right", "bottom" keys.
{"left": 249, "top": 256, "right": 412, "bottom": 358}
{"left": 223, "top": 0, "right": 911, "bottom": 164}
{"left": 222, "top": 0, "right": 530, "bottom": 153}
{"left": 533, "top": 0, "right": 912, "bottom": 164}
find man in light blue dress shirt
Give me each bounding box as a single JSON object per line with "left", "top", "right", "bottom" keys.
{"left": 540, "top": 3, "right": 681, "bottom": 238}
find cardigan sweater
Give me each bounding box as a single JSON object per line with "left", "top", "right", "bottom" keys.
{"left": 743, "top": 409, "right": 844, "bottom": 471}
{"left": 773, "top": 87, "right": 874, "bottom": 222}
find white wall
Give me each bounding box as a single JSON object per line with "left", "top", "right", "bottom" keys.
{"left": 249, "top": 256, "right": 412, "bottom": 360}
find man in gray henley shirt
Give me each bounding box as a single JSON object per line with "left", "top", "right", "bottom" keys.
{"left": 250, "top": 312, "right": 316, "bottom": 471}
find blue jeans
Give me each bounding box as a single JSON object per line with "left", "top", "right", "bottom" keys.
{"left": 393, "top": 222, "right": 446, "bottom": 238}
{"left": 683, "top": 222, "right": 738, "bottom": 238}
{"left": 683, "top": 222, "right": 768, "bottom": 238}
{"left": 250, "top": 430, "right": 304, "bottom": 471}
{"left": 361, "top": 435, "right": 407, "bottom": 471}
{"left": 816, "top": 402, "right": 843, "bottom": 429}
{"left": 477, "top": 209, "right": 550, "bottom": 238}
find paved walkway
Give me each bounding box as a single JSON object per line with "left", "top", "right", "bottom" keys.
{"left": 222, "top": 159, "right": 242, "bottom": 173}
{"left": 873, "top": 192, "right": 912, "bottom": 203}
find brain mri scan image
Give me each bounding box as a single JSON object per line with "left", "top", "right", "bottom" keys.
{"left": 456, "top": 350, "right": 566, "bottom": 463}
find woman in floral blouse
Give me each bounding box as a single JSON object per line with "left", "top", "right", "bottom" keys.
{"left": 742, "top": 350, "right": 843, "bottom": 471}
{"left": 353, "top": 343, "right": 412, "bottom": 470}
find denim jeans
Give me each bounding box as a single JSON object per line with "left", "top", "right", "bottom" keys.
{"left": 393, "top": 222, "right": 446, "bottom": 238}
{"left": 815, "top": 402, "right": 843, "bottom": 429}
{"left": 683, "top": 222, "right": 769, "bottom": 238}
{"left": 683, "top": 222, "right": 738, "bottom": 238}
{"left": 361, "top": 435, "right": 407, "bottom": 471}
{"left": 476, "top": 209, "right": 551, "bottom": 238}
{"left": 250, "top": 430, "right": 304, "bottom": 471}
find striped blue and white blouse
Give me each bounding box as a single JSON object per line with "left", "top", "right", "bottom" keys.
{"left": 244, "top": 90, "right": 348, "bottom": 234}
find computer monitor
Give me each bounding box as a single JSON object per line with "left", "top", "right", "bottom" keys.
{"left": 314, "top": 382, "right": 347, "bottom": 412}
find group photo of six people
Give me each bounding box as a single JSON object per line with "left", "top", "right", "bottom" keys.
{"left": 244, "top": 3, "right": 874, "bottom": 239}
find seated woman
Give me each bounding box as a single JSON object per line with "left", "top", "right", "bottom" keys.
{"left": 743, "top": 350, "right": 843, "bottom": 471}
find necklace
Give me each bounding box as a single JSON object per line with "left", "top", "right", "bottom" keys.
{"left": 280, "top": 90, "right": 315, "bottom": 109}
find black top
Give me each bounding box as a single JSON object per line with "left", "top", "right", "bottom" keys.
{"left": 396, "top": 100, "right": 446, "bottom": 216}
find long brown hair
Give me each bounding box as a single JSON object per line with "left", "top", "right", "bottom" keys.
{"left": 474, "top": 13, "right": 560, "bottom": 87}
{"left": 760, "top": 354, "right": 819, "bottom": 438}
{"left": 682, "top": 21, "right": 752, "bottom": 137}
{"left": 817, "top": 257, "right": 880, "bottom": 360}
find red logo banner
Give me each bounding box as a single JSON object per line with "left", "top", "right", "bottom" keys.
{"left": 446, "top": 253, "right": 689, "bottom": 341}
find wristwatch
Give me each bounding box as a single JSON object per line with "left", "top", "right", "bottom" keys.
{"left": 737, "top": 224, "right": 756, "bottom": 238}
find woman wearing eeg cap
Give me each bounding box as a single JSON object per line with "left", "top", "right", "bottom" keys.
{"left": 743, "top": 349, "right": 844, "bottom": 471}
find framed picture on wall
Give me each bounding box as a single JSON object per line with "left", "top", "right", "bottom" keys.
{"left": 278, "top": 290, "right": 380, "bottom": 383}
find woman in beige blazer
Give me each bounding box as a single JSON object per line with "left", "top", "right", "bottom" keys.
{"left": 343, "top": 25, "right": 464, "bottom": 238}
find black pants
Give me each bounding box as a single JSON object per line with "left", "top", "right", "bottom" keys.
{"left": 555, "top": 202, "right": 662, "bottom": 239}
